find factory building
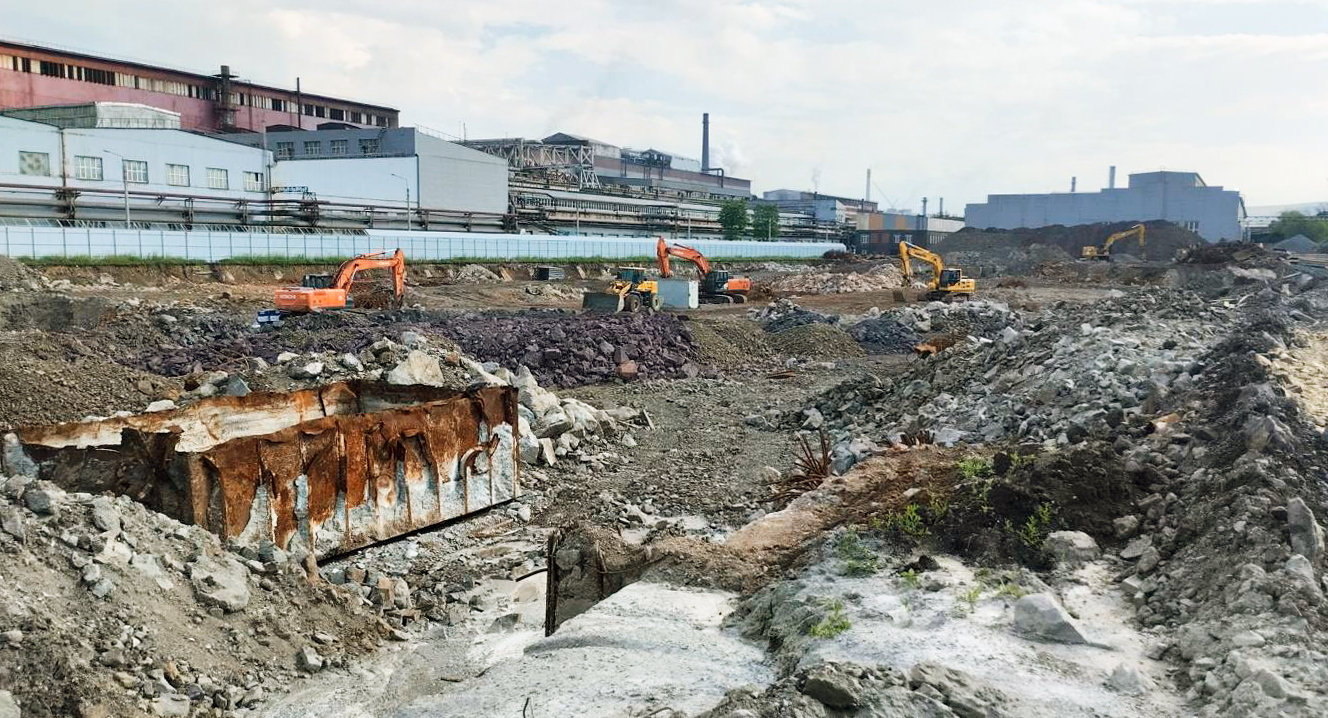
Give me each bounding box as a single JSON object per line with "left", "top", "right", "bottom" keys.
{"left": 464, "top": 115, "right": 752, "bottom": 200}
{"left": 964, "top": 170, "right": 1247, "bottom": 243}
{"left": 0, "top": 108, "right": 270, "bottom": 203}
{"left": 762, "top": 189, "right": 879, "bottom": 225}
{"left": 224, "top": 126, "right": 509, "bottom": 216}
{"left": 0, "top": 38, "right": 397, "bottom": 133}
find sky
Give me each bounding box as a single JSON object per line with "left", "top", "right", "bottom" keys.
{"left": 6, "top": 0, "right": 1328, "bottom": 212}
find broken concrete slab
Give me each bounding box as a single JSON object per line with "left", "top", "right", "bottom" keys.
{"left": 1012, "top": 593, "right": 1088, "bottom": 644}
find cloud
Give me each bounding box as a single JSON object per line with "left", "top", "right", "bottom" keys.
{"left": 3, "top": 0, "right": 1327, "bottom": 207}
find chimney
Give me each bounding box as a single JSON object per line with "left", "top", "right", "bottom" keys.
{"left": 865, "top": 168, "right": 871, "bottom": 203}
{"left": 939, "top": 197, "right": 944, "bottom": 216}
{"left": 1071, "top": 176, "right": 1077, "bottom": 193}
{"left": 1109, "top": 166, "right": 1117, "bottom": 189}
{"left": 701, "top": 113, "right": 710, "bottom": 172}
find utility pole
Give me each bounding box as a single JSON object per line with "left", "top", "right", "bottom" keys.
{"left": 104, "top": 150, "right": 130, "bottom": 227}
{"left": 390, "top": 173, "right": 411, "bottom": 230}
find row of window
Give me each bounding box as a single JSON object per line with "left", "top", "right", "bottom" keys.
{"left": 0, "top": 53, "right": 392, "bottom": 126}
{"left": 272, "top": 138, "right": 380, "bottom": 159}
{"left": 16, "top": 151, "right": 265, "bottom": 191}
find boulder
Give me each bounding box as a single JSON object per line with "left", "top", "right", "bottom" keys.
{"left": 386, "top": 350, "right": 447, "bottom": 387}
{"left": 1105, "top": 663, "right": 1154, "bottom": 695}
{"left": 535, "top": 408, "right": 573, "bottom": 439}
{"left": 297, "top": 645, "right": 324, "bottom": 673}
{"left": 90, "top": 496, "right": 121, "bottom": 535}
{"left": 909, "top": 662, "right": 1005, "bottom": 718}
{"left": 0, "top": 691, "right": 17, "bottom": 718}
{"left": 223, "top": 376, "right": 251, "bottom": 397}
{"left": 287, "top": 361, "right": 324, "bottom": 380}
{"left": 800, "top": 663, "right": 863, "bottom": 709}
{"left": 1287, "top": 497, "right": 1324, "bottom": 565}
{"left": 1012, "top": 594, "right": 1088, "bottom": 644}
{"left": 1044, "top": 531, "right": 1100, "bottom": 566}
{"left": 189, "top": 554, "right": 251, "bottom": 612}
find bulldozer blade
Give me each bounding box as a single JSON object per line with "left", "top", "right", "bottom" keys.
{"left": 581, "top": 292, "right": 625, "bottom": 313}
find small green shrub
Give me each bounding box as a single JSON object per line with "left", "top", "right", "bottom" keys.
{"left": 886, "top": 504, "right": 929, "bottom": 538}
{"left": 928, "top": 494, "right": 950, "bottom": 522}
{"left": 899, "top": 568, "right": 921, "bottom": 590}
{"left": 1009, "top": 452, "right": 1037, "bottom": 469}
{"left": 957, "top": 456, "right": 994, "bottom": 480}
{"left": 994, "top": 582, "right": 1027, "bottom": 600}
{"left": 1010, "top": 503, "right": 1056, "bottom": 549}
{"left": 836, "top": 529, "right": 879, "bottom": 576}
{"left": 808, "top": 600, "right": 851, "bottom": 639}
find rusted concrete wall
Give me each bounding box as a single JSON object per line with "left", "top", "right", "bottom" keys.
{"left": 12, "top": 381, "right": 519, "bottom": 559}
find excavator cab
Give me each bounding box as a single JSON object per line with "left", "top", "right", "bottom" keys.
{"left": 617, "top": 267, "right": 649, "bottom": 284}
{"left": 938, "top": 268, "right": 965, "bottom": 288}
{"left": 301, "top": 273, "right": 334, "bottom": 289}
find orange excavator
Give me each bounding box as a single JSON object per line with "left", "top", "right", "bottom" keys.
{"left": 269, "top": 249, "right": 406, "bottom": 317}
{"left": 656, "top": 237, "right": 752, "bottom": 304}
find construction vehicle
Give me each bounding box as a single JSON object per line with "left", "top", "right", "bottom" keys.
{"left": 581, "top": 267, "right": 661, "bottom": 313}
{"left": 898, "top": 241, "right": 975, "bottom": 302}
{"left": 656, "top": 237, "right": 752, "bottom": 303}
{"left": 1082, "top": 224, "right": 1145, "bottom": 260}
{"left": 269, "top": 249, "right": 406, "bottom": 315}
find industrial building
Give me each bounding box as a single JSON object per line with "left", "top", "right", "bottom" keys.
{"left": 464, "top": 114, "right": 751, "bottom": 200}
{"left": 852, "top": 212, "right": 966, "bottom": 252}
{"left": 762, "top": 189, "right": 879, "bottom": 226}
{"left": 0, "top": 38, "right": 397, "bottom": 133}
{"left": 964, "top": 170, "right": 1247, "bottom": 243}
{"left": 225, "top": 126, "right": 509, "bottom": 216}
{"left": 0, "top": 104, "right": 503, "bottom": 230}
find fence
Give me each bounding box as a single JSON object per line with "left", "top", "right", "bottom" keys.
{"left": 0, "top": 226, "right": 844, "bottom": 262}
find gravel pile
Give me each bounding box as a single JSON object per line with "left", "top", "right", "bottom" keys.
{"left": 772, "top": 264, "right": 903, "bottom": 294}
{"left": 768, "top": 323, "right": 865, "bottom": 359}
{"left": 848, "top": 316, "right": 920, "bottom": 354}
{"left": 750, "top": 298, "right": 838, "bottom": 333}
{"left": 452, "top": 264, "right": 503, "bottom": 283}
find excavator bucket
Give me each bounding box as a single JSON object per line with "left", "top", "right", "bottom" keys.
{"left": 582, "top": 292, "right": 626, "bottom": 313}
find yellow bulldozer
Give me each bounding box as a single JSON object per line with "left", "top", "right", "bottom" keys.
{"left": 581, "top": 267, "right": 662, "bottom": 313}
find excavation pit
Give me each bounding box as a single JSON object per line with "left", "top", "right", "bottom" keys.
{"left": 8, "top": 381, "right": 520, "bottom": 559}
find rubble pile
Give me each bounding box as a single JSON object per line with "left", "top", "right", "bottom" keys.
{"left": 437, "top": 311, "right": 702, "bottom": 387}
{"left": 451, "top": 264, "right": 504, "bottom": 283}
{"left": 802, "top": 289, "right": 1230, "bottom": 447}
{"left": 847, "top": 316, "right": 920, "bottom": 354}
{"left": 749, "top": 298, "right": 838, "bottom": 333}
{"left": 0, "top": 477, "right": 386, "bottom": 718}
{"left": 771, "top": 264, "right": 903, "bottom": 294}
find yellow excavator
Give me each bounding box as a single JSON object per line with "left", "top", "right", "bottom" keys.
{"left": 1082, "top": 224, "right": 1145, "bottom": 260}
{"left": 581, "top": 267, "right": 661, "bottom": 313}
{"left": 898, "top": 241, "right": 976, "bottom": 302}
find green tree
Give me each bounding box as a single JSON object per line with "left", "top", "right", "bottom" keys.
{"left": 1268, "top": 211, "right": 1328, "bottom": 244}
{"left": 751, "top": 204, "right": 781, "bottom": 240}
{"left": 718, "top": 199, "right": 749, "bottom": 241}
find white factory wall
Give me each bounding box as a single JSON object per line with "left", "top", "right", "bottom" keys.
{"left": 62, "top": 129, "right": 269, "bottom": 200}
{"left": 414, "top": 134, "right": 509, "bottom": 214}
{"left": 0, "top": 226, "right": 844, "bottom": 261}
{"left": 0, "top": 115, "right": 62, "bottom": 187}
{"left": 272, "top": 156, "right": 419, "bottom": 207}
{"left": 0, "top": 115, "right": 270, "bottom": 200}
{"left": 965, "top": 173, "right": 1244, "bottom": 243}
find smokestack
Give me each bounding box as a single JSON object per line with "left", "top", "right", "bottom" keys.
{"left": 1109, "top": 166, "right": 1116, "bottom": 190}
{"left": 865, "top": 168, "right": 871, "bottom": 203}
{"left": 1071, "top": 176, "right": 1077, "bottom": 193}
{"left": 939, "top": 197, "right": 944, "bottom": 216}
{"left": 701, "top": 113, "right": 710, "bottom": 172}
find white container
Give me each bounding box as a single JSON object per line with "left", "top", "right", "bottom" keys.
{"left": 658, "top": 279, "right": 699, "bottom": 309}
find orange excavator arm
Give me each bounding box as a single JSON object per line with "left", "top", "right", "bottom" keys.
{"left": 656, "top": 237, "right": 711, "bottom": 278}
{"left": 331, "top": 249, "right": 406, "bottom": 300}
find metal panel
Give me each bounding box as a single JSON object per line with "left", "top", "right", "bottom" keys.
{"left": 13, "top": 381, "right": 519, "bottom": 559}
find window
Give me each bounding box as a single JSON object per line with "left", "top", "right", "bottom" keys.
{"left": 207, "top": 168, "right": 229, "bottom": 190}
{"left": 330, "top": 139, "right": 348, "bottom": 156}
{"left": 75, "top": 155, "right": 103, "bottom": 181}
{"left": 304, "top": 141, "right": 321, "bottom": 156}
{"left": 328, "top": 108, "right": 345, "bottom": 121}
{"left": 243, "top": 171, "right": 265, "bottom": 192}
{"left": 122, "top": 160, "right": 148, "bottom": 184}
{"left": 166, "top": 164, "right": 190, "bottom": 187}
{"left": 302, "top": 104, "right": 315, "bottom": 117}
{"left": 18, "top": 151, "right": 51, "bottom": 176}
{"left": 359, "top": 138, "right": 379, "bottom": 155}
{"left": 275, "top": 142, "right": 294, "bottom": 159}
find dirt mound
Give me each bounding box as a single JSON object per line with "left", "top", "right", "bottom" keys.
{"left": 0, "top": 256, "right": 40, "bottom": 290}
{"left": 452, "top": 264, "right": 503, "bottom": 283}
{"left": 689, "top": 320, "right": 774, "bottom": 371}
{"left": 939, "top": 220, "right": 1202, "bottom": 266}
{"left": 767, "top": 323, "right": 865, "bottom": 359}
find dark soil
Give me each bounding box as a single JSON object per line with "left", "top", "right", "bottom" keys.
{"left": 939, "top": 220, "right": 1203, "bottom": 263}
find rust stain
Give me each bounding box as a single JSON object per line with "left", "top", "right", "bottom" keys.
{"left": 15, "top": 381, "right": 520, "bottom": 559}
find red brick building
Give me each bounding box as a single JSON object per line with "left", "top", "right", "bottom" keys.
{"left": 0, "top": 39, "right": 397, "bottom": 133}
